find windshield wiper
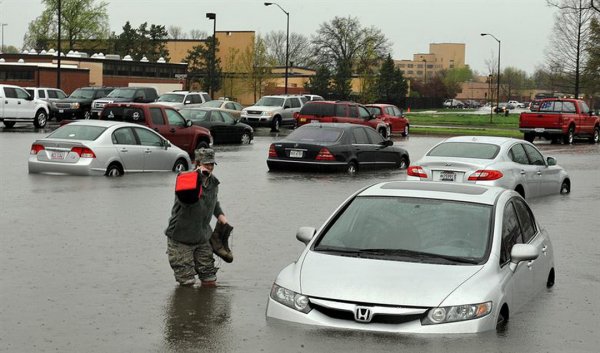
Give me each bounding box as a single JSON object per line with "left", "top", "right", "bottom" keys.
{"left": 359, "top": 248, "right": 480, "bottom": 264}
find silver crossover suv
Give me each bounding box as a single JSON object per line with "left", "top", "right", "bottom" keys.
{"left": 240, "top": 95, "right": 306, "bottom": 132}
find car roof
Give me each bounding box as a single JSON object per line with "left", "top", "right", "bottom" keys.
{"left": 298, "top": 123, "right": 367, "bottom": 130}
{"left": 65, "top": 120, "right": 144, "bottom": 129}
{"left": 359, "top": 181, "right": 506, "bottom": 206}
{"left": 440, "top": 135, "right": 521, "bottom": 146}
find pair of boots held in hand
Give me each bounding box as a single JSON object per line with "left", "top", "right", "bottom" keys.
{"left": 210, "top": 222, "right": 234, "bottom": 263}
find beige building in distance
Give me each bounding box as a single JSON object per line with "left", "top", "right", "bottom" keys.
{"left": 395, "top": 43, "right": 466, "bottom": 82}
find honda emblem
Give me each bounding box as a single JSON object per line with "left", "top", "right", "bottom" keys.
{"left": 354, "top": 306, "right": 374, "bottom": 323}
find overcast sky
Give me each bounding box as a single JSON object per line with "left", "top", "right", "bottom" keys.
{"left": 0, "top": 0, "right": 557, "bottom": 75}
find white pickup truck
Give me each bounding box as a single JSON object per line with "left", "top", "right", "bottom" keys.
{"left": 0, "top": 84, "right": 51, "bottom": 128}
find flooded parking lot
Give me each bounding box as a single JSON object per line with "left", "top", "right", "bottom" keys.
{"left": 1, "top": 125, "right": 599, "bottom": 352}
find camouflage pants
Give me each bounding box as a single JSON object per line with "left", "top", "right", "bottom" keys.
{"left": 166, "top": 237, "right": 217, "bottom": 283}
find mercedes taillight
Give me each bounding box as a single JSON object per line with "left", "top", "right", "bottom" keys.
{"left": 268, "top": 144, "right": 277, "bottom": 158}
{"left": 316, "top": 148, "right": 336, "bottom": 161}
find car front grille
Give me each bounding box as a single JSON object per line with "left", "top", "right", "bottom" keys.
{"left": 246, "top": 110, "right": 262, "bottom": 115}
{"left": 311, "top": 303, "right": 424, "bottom": 324}
{"left": 55, "top": 103, "right": 72, "bottom": 109}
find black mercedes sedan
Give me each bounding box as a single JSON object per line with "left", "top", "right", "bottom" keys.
{"left": 267, "top": 123, "right": 410, "bottom": 173}
{"left": 179, "top": 107, "right": 254, "bottom": 144}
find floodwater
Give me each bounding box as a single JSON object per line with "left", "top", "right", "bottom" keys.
{"left": 1, "top": 124, "right": 599, "bottom": 353}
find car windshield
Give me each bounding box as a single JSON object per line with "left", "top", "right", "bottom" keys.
{"left": 179, "top": 109, "right": 208, "bottom": 122}
{"left": 200, "top": 100, "right": 224, "bottom": 108}
{"left": 157, "top": 94, "right": 184, "bottom": 103}
{"left": 427, "top": 142, "right": 500, "bottom": 159}
{"left": 314, "top": 196, "right": 492, "bottom": 264}
{"left": 47, "top": 125, "right": 106, "bottom": 141}
{"left": 69, "top": 89, "right": 95, "bottom": 99}
{"left": 107, "top": 89, "right": 136, "bottom": 99}
{"left": 255, "top": 97, "right": 284, "bottom": 107}
{"left": 286, "top": 126, "right": 343, "bottom": 142}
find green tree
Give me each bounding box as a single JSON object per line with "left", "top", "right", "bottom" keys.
{"left": 23, "top": 0, "right": 109, "bottom": 50}
{"left": 185, "top": 36, "right": 222, "bottom": 94}
{"left": 583, "top": 18, "right": 600, "bottom": 104}
{"left": 112, "top": 21, "right": 170, "bottom": 62}
{"left": 375, "top": 54, "right": 408, "bottom": 105}
{"left": 501, "top": 67, "right": 528, "bottom": 99}
{"left": 304, "top": 65, "right": 332, "bottom": 98}
{"left": 332, "top": 59, "right": 353, "bottom": 100}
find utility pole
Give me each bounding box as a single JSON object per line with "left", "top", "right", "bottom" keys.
{"left": 264, "top": 2, "right": 289, "bottom": 94}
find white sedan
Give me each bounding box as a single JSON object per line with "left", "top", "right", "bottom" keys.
{"left": 407, "top": 136, "right": 571, "bottom": 198}
{"left": 28, "top": 120, "right": 191, "bottom": 176}
{"left": 266, "top": 181, "right": 555, "bottom": 333}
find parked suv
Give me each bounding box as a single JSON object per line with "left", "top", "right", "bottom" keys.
{"left": 295, "top": 101, "right": 391, "bottom": 138}
{"left": 0, "top": 84, "right": 50, "bottom": 128}
{"left": 443, "top": 99, "right": 465, "bottom": 108}
{"left": 99, "top": 103, "right": 212, "bottom": 157}
{"left": 53, "top": 86, "right": 114, "bottom": 120}
{"left": 240, "top": 95, "right": 307, "bottom": 131}
{"left": 153, "top": 91, "right": 211, "bottom": 110}
{"left": 91, "top": 87, "right": 159, "bottom": 117}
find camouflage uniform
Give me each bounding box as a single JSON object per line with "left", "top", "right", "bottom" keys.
{"left": 165, "top": 149, "right": 224, "bottom": 284}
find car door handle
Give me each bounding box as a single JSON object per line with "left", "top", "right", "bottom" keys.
{"left": 120, "top": 148, "right": 128, "bottom": 152}
{"left": 145, "top": 150, "right": 152, "bottom": 154}
{"left": 542, "top": 245, "right": 548, "bottom": 254}
{"left": 527, "top": 260, "right": 534, "bottom": 268}
{"left": 18, "top": 101, "right": 22, "bottom": 104}
{"left": 536, "top": 171, "right": 542, "bottom": 175}
{"left": 169, "top": 128, "right": 176, "bottom": 133}
{"left": 520, "top": 170, "right": 526, "bottom": 175}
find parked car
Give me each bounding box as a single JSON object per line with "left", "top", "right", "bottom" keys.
{"left": 179, "top": 107, "right": 253, "bottom": 144}
{"left": 153, "top": 91, "right": 210, "bottom": 110}
{"left": 303, "top": 94, "right": 324, "bottom": 102}
{"left": 52, "top": 87, "right": 114, "bottom": 121}
{"left": 407, "top": 136, "right": 571, "bottom": 198}
{"left": 267, "top": 181, "right": 555, "bottom": 333}
{"left": 519, "top": 98, "right": 599, "bottom": 144}
{"left": 24, "top": 87, "right": 67, "bottom": 119}
{"left": 295, "top": 101, "right": 391, "bottom": 139}
{"left": 98, "top": 103, "right": 212, "bottom": 158}
{"left": 28, "top": 120, "right": 191, "bottom": 176}
{"left": 199, "top": 99, "right": 244, "bottom": 118}
{"left": 365, "top": 103, "right": 409, "bottom": 136}
{"left": 240, "top": 95, "right": 307, "bottom": 132}
{"left": 91, "top": 87, "right": 159, "bottom": 117}
{"left": 267, "top": 123, "right": 409, "bottom": 174}
{"left": 0, "top": 84, "right": 50, "bottom": 128}
{"left": 463, "top": 99, "right": 482, "bottom": 109}
{"left": 508, "top": 100, "right": 524, "bottom": 108}
{"left": 443, "top": 99, "right": 465, "bottom": 108}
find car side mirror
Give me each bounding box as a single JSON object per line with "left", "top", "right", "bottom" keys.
{"left": 185, "top": 120, "right": 192, "bottom": 127}
{"left": 381, "top": 139, "right": 393, "bottom": 147}
{"left": 163, "top": 140, "right": 171, "bottom": 149}
{"left": 284, "top": 105, "right": 291, "bottom": 109}
{"left": 26, "top": 94, "right": 34, "bottom": 101}
{"left": 509, "top": 244, "right": 539, "bottom": 271}
{"left": 546, "top": 156, "right": 557, "bottom": 166}
{"left": 296, "top": 226, "right": 316, "bottom": 245}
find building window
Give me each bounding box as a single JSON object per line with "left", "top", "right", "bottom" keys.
{"left": 407, "top": 64, "right": 413, "bottom": 68}
{"left": 407, "top": 70, "right": 414, "bottom": 74}
{"left": 416, "top": 71, "right": 423, "bottom": 75}
{"left": 0, "top": 70, "right": 34, "bottom": 80}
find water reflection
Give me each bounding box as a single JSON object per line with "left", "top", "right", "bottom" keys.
{"left": 163, "top": 286, "right": 232, "bottom": 352}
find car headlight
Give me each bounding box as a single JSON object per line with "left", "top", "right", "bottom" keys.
{"left": 270, "top": 283, "right": 311, "bottom": 314}
{"left": 422, "top": 302, "right": 491, "bottom": 325}
{"left": 261, "top": 111, "right": 274, "bottom": 117}
{"left": 71, "top": 102, "right": 80, "bottom": 109}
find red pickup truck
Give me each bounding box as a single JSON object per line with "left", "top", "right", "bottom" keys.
{"left": 99, "top": 103, "right": 213, "bottom": 157}
{"left": 519, "top": 98, "right": 599, "bottom": 144}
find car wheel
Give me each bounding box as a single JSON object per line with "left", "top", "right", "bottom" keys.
{"left": 172, "top": 158, "right": 188, "bottom": 173}
{"left": 346, "top": 161, "right": 358, "bottom": 175}
{"left": 524, "top": 133, "right": 535, "bottom": 143}
{"left": 496, "top": 308, "right": 508, "bottom": 331}
{"left": 402, "top": 125, "right": 409, "bottom": 137}
{"left": 240, "top": 132, "right": 252, "bottom": 144}
{"left": 196, "top": 140, "right": 210, "bottom": 150}
{"left": 560, "top": 179, "right": 570, "bottom": 194}
{"left": 83, "top": 110, "right": 92, "bottom": 120}
{"left": 590, "top": 126, "right": 599, "bottom": 144}
{"left": 271, "top": 117, "right": 281, "bottom": 132}
{"left": 563, "top": 126, "right": 575, "bottom": 144}
{"left": 33, "top": 110, "right": 48, "bottom": 128}
{"left": 105, "top": 163, "right": 124, "bottom": 177}
{"left": 3, "top": 121, "right": 15, "bottom": 128}
{"left": 398, "top": 156, "right": 409, "bottom": 170}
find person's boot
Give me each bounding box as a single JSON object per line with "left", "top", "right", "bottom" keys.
{"left": 210, "top": 223, "right": 233, "bottom": 263}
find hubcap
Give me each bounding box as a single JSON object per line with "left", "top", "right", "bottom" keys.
{"left": 241, "top": 133, "right": 250, "bottom": 144}
{"left": 84, "top": 111, "right": 91, "bottom": 119}
{"left": 108, "top": 168, "right": 120, "bottom": 177}
{"left": 38, "top": 113, "right": 47, "bottom": 126}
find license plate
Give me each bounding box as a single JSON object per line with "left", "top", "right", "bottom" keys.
{"left": 50, "top": 151, "right": 67, "bottom": 160}
{"left": 440, "top": 171, "right": 456, "bottom": 181}
{"left": 534, "top": 128, "right": 545, "bottom": 132}
{"left": 289, "top": 150, "right": 303, "bottom": 158}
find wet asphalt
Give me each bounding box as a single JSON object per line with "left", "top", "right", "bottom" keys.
{"left": 0, "top": 123, "right": 599, "bottom": 353}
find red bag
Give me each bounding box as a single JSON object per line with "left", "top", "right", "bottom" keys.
{"left": 175, "top": 171, "right": 202, "bottom": 203}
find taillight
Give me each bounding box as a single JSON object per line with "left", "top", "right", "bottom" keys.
{"left": 268, "top": 144, "right": 277, "bottom": 158}
{"left": 293, "top": 112, "right": 299, "bottom": 119}
{"left": 316, "top": 148, "right": 336, "bottom": 161}
{"left": 407, "top": 165, "right": 427, "bottom": 178}
{"left": 71, "top": 146, "right": 96, "bottom": 158}
{"left": 468, "top": 170, "right": 503, "bottom": 181}
{"left": 30, "top": 144, "right": 45, "bottom": 155}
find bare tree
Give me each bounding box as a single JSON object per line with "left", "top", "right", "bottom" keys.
{"left": 189, "top": 29, "right": 207, "bottom": 40}
{"left": 548, "top": 0, "right": 600, "bottom": 12}
{"left": 264, "top": 31, "right": 313, "bottom": 67}
{"left": 168, "top": 25, "right": 185, "bottom": 40}
{"left": 545, "top": 0, "right": 597, "bottom": 97}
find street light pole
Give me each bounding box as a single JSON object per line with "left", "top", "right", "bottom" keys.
{"left": 264, "top": 2, "right": 289, "bottom": 94}
{"left": 481, "top": 33, "right": 500, "bottom": 115}
{"left": 56, "top": 0, "right": 62, "bottom": 89}
{"left": 422, "top": 58, "right": 427, "bottom": 84}
{"left": 206, "top": 13, "right": 216, "bottom": 99}
{"left": 1, "top": 23, "right": 7, "bottom": 53}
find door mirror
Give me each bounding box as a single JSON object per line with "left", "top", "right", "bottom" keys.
{"left": 510, "top": 244, "right": 539, "bottom": 265}
{"left": 546, "top": 156, "right": 557, "bottom": 166}
{"left": 284, "top": 105, "right": 291, "bottom": 109}
{"left": 381, "top": 139, "right": 393, "bottom": 147}
{"left": 296, "top": 226, "right": 316, "bottom": 245}
{"left": 185, "top": 119, "right": 193, "bottom": 127}
{"left": 26, "top": 94, "right": 34, "bottom": 101}
{"left": 163, "top": 140, "right": 171, "bottom": 149}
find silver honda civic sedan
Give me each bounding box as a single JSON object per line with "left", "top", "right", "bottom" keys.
{"left": 266, "top": 181, "right": 555, "bottom": 333}
{"left": 28, "top": 120, "right": 191, "bottom": 176}
{"left": 406, "top": 136, "right": 570, "bottom": 198}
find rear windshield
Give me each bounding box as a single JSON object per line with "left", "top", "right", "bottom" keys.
{"left": 427, "top": 142, "right": 500, "bottom": 159}
{"left": 367, "top": 106, "right": 383, "bottom": 115}
{"left": 539, "top": 100, "right": 577, "bottom": 113}
{"left": 287, "top": 126, "right": 342, "bottom": 142}
{"left": 48, "top": 125, "right": 106, "bottom": 141}
{"left": 101, "top": 107, "right": 145, "bottom": 124}
{"left": 299, "top": 102, "right": 336, "bottom": 116}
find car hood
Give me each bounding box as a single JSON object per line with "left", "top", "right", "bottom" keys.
{"left": 244, "top": 105, "right": 282, "bottom": 112}
{"left": 152, "top": 102, "right": 182, "bottom": 107}
{"left": 300, "top": 251, "right": 482, "bottom": 307}
{"left": 56, "top": 98, "right": 92, "bottom": 103}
